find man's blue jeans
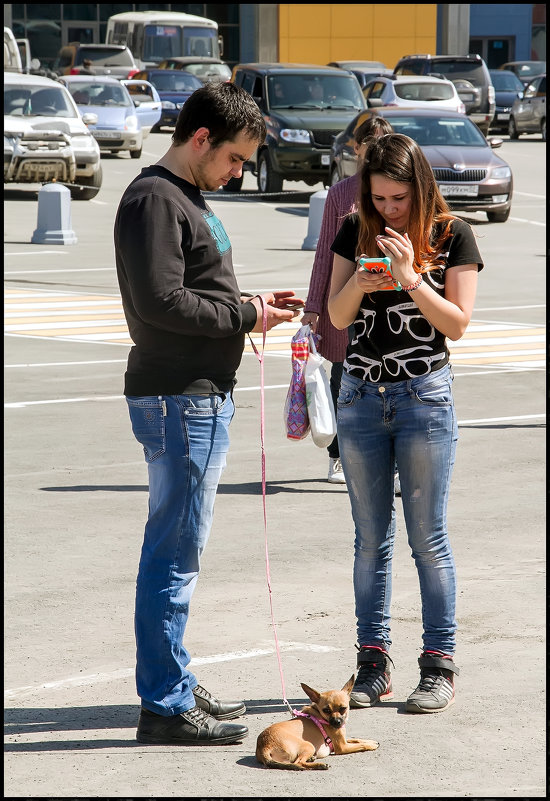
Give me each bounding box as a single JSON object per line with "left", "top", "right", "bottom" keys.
{"left": 126, "top": 392, "right": 234, "bottom": 716}
{"left": 337, "top": 364, "right": 458, "bottom": 655}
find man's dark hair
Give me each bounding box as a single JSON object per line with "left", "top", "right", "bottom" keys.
{"left": 173, "top": 81, "right": 266, "bottom": 148}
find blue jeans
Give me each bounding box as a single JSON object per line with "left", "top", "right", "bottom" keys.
{"left": 126, "top": 392, "right": 234, "bottom": 716}
{"left": 337, "top": 364, "right": 458, "bottom": 655}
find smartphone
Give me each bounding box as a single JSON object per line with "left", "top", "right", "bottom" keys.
{"left": 358, "top": 256, "right": 402, "bottom": 291}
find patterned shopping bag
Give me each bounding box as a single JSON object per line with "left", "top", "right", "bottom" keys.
{"left": 284, "top": 324, "right": 320, "bottom": 441}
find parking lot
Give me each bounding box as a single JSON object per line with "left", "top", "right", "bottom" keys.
{"left": 4, "top": 130, "right": 546, "bottom": 798}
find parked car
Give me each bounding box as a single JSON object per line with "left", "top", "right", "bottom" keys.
{"left": 156, "top": 56, "right": 232, "bottom": 84}
{"left": 231, "top": 62, "right": 366, "bottom": 192}
{"left": 330, "top": 107, "right": 512, "bottom": 222}
{"left": 4, "top": 72, "right": 102, "bottom": 199}
{"left": 499, "top": 61, "right": 546, "bottom": 88}
{"left": 508, "top": 74, "right": 546, "bottom": 140}
{"left": 57, "top": 75, "right": 147, "bottom": 158}
{"left": 327, "top": 60, "right": 393, "bottom": 89}
{"left": 52, "top": 43, "right": 139, "bottom": 79}
{"left": 4, "top": 26, "right": 22, "bottom": 72}
{"left": 393, "top": 53, "right": 495, "bottom": 134}
{"left": 488, "top": 69, "right": 525, "bottom": 133}
{"left": 131, "top": 69, "right": 202, "bottom": 130}
{"left": 363, "top": 74, "right": 465, "bottom": 114}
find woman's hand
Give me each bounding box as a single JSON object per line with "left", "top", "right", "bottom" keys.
{"left": 375, "top": 227, "right": 417, "bottom": 286}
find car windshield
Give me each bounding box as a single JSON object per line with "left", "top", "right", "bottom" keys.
{"left": 267, "top": 74, "right": 364, "bottom": 109}
{"left": 509, "top": 61, "right": 545, "bottom": 78}
{"left": 395, "top": 82, "right": 455, "bottom": 101}
{"left": 75, "top": 48, "right": 134, "bottom": 67}
{"left": 183, "top": 63, "right": 232, "bottom": 80}
{"left": 149, "top": 73, "right": 201, "bottom": 92}
{"left": 384, "top": 115, "right": 488, "bottom": 147}
{"left": 4, "top": 84, "right": 77, "bottom": 118}
{"left": 489, "top": 71, "right": 524, "bottom": 92}
{"left": 67, "top": 82, "right": 132, "bottom": 107}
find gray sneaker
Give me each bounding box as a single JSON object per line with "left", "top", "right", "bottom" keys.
{"left": 350, "top": 645, "right": 394, "bottom": 708}
{"left": 405, "top": 652, "right": 459, "bottom": 713}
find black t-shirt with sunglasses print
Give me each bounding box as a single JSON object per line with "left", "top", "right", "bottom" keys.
{"left": 331, "top": 216, "right": 484, "bottom": 383}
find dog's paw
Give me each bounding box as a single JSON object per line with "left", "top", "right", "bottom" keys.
{"left": 348, "top": 738, "right": 380, "bottom": 750}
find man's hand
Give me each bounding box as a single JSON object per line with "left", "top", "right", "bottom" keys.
{"left": 247, "top": 291, "right": 305, "bottom": 333}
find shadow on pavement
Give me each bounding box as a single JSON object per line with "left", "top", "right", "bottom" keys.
{"left": 39, "top": 480, "right": 344, "bottom": 495}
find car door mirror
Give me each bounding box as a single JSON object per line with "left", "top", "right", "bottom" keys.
{"left": 82, "top": 112, "right": 98, "bottom": 125}
{"left": 367, "top": 97, "right": 384, "bottom": 108}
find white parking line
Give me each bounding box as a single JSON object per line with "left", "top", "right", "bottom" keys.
{"left": 4, "top": 641, "right": 341, "bottom": 701}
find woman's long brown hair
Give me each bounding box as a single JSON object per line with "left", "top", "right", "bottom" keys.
{"left": 356, "top": 133, "right": 456, "bottom": 273}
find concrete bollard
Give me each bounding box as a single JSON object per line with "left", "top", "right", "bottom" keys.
{"left": 31, "top": 182, "right": 77, "bottom": 245}
{"left": 301, "top": 188, "right": 327, "bottom": 250}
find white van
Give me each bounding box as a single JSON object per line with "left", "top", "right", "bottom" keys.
{"left": 4, "top": 27, "right": 23, "bottom": 72}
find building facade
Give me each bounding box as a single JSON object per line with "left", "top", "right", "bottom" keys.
{"left": 4, "top": 4, "right": 545, "bottom": 73}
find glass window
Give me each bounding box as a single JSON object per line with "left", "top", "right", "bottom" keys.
{"left": 4, "top": 82, "right": 77, "bottom": 118}
{"left": 25, "top": 4, "right": 61, "bottom": 21}
{"left": 62, "top": 5, "right": 97, "bottom": 21}
{"left": 432, "top": 61, "right": 486, "bottom": 87}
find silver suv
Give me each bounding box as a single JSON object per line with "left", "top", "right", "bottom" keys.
{"left": 4, "top": 72, "right": 102, "bottom": 199}
{"left": 393, "top": 54, "right": 495, "bottom": 135}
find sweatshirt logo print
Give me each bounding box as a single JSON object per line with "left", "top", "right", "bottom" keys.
{"left": 203, "top": 210, "right": 231, "bottom": 254}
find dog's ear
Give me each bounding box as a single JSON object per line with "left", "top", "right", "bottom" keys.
{"left": 342, "top": 675, "right": 355, "bottom": 695}
{"left": 300, "top": 683, "right": 321, "bottom": 703}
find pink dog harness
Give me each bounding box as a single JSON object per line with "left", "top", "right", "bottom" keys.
{"left": 292, "top": 709, "right": 334, "bottom": 753}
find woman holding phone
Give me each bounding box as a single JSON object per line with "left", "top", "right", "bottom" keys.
{"left": 328, "top": 133, "right": 484, "bottom": 713}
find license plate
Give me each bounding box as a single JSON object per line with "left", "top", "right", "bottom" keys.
{"left": 92, "top": 130, "right": 121, "bottom": 139}
{"left": 438, "top": 184, "right": 479, "bottom": 197}
{"left": 460, "top": 93, "right": 475, "bottom": 102}
{"left": 497, "top": 113, "right": 510, "bottom": 120}
{"left": 321, "top": 154, "right": 330, "bottom": 166}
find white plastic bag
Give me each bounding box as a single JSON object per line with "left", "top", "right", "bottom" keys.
{"left": 304, "top": 334, "right": 337, "bottom": 448}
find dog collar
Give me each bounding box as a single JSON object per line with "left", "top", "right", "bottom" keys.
{"left": 292, "top": 709, "right": 334, "bottom": 753}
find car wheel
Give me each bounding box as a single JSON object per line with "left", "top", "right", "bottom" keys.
{"left": 257, "top": 151, "right": 283, "bottom": 193}
{"left": 71, "top": 165, "right": 103, "bottom": 201}
{"left": 486, "top": 207, "right": 510, "bottom": 223}
{"left": 508, "top": 116, "right": 520, "bottom": 140}
{"left": 222, "top": 175, "right": 243, "bottom": 192}
{"left": 330, "top": 165, "right": 341, "bottom": 186}
{"left": 541, "top": 117, "right": 546, "bottom": 141}
{"left": 130, "top": 146, "right": 142, "bottom": 159}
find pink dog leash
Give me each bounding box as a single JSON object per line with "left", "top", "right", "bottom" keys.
{"left": 248, "top": 296, "right": 294, "bottom": 716}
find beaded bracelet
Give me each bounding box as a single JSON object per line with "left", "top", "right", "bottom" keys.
{"left": 401, "top": 274, "right": 423, "bottom": 292}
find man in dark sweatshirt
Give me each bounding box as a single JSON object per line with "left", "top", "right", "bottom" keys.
{"left": 114, "top": 81, "right": 303, "bottom": 746}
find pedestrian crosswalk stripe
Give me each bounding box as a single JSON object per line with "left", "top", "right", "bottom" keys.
{"left": 4, "top": 288, "right": 546, "bottom": 368}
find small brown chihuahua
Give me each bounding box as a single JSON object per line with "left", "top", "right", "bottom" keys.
{"left": 255, "top": 675, "right": 379, "bottom": 770}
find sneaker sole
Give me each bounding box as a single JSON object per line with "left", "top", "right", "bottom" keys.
{"left": 405, "top": 696, "right": 455, "bottom": 714}
{"left": 136, "top": 732, "right": 247, "bottom": 745}
{"left": 350, "top": 689, "right": 394, "bottom": 708}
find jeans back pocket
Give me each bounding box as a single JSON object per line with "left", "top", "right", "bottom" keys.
{"left": 126, "top": 397, "right": 166, "bottom": 462}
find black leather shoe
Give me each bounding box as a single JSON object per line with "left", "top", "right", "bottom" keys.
{"left": 192, "top": 684, "right": 246, "bottom": 720}
{"left": 136, "top": 706, "right": 248, "bottom": 745}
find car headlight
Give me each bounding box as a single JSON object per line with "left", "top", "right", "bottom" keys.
{"left": 70, "top": 134, "right": 96, "bottom": 150}
{"left": 491, "top": 166, "right": 512, "bottom": 179}
{"left": 4, "top": 135, "right": 15, "bottom": 152}
{"left": 124, "top": 115, "right": 139, "bottom": 131}
{"left": 161, "top": 100, "right": 176, "bottom": 109}
{"left": 280, "top": 129, "right": 311, "bottom": 144}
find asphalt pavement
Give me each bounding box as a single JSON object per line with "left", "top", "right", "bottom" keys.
{"left": 4, "top": 131, "right": 546, "bottom": 798}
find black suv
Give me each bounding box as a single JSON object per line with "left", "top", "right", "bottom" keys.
{"left": 393, "top": 54, "right": 495, "bottom": 135}
{"left": 231, "top": 62, "right": 366, "bottom": 192}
